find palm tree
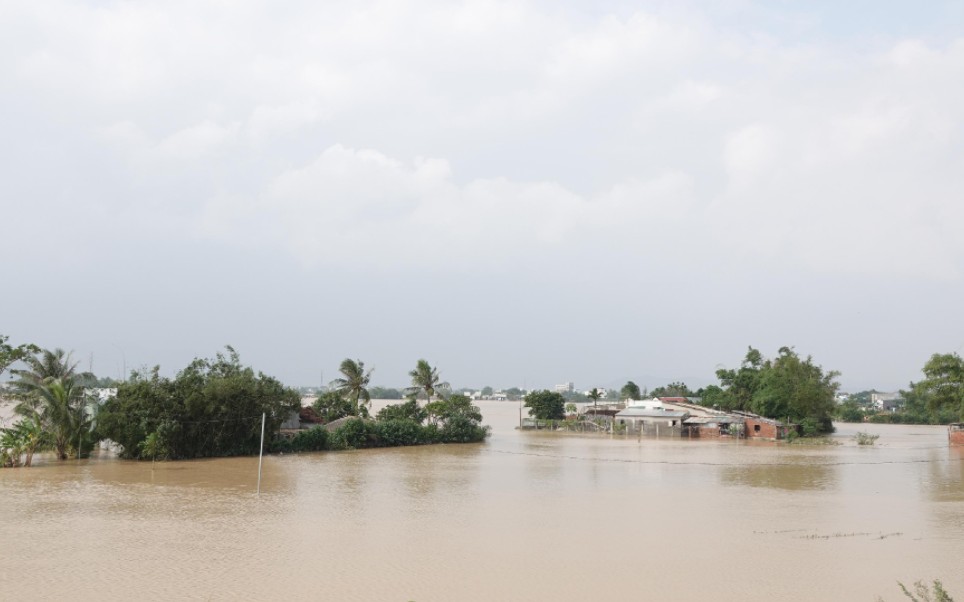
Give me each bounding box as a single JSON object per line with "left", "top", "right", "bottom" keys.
{"left": 587, "top": 388, "right": 602, "bottom": 408}
{"left": 11, "top": 348, "right": 92, "bottom": 460}
{"left": 407, "top": 359, "right": 449, "bottom": 403}
{"left": 330, "top": 358, "right": 373, "bottom": 416}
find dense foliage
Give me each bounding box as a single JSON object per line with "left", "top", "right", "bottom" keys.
{"left": 275, "top": 393, "right": 488, "bottom": 453}
{"left": 711, "top": 346, "right": 839, "bottom": 433}
{"left": 649, "top": 381, "right": 695, "bottom": 398}
{"left": 95, "top": 348, "right": 300, "bottom": 460}
{"left": 9, "top": 348, "right": 95, "bottom": 461}
{"left": 620, "top": 381, "right": 642, "bottom": 400}
{"left": 330, "top": 358, "right": 373, "bottom": 416}
{"left": 313, "top": 389, "right": 364, "bottom": 421}
{"left": 524, "top": 390, "right": 566, "bottom": 420}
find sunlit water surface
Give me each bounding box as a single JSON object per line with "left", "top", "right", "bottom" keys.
{"left": 2, "top": 401, "right": 963, "bottom": 601}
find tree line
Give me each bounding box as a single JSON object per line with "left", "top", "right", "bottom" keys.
{"left": 0, "top": 335, "right": 487, "bottom": 467}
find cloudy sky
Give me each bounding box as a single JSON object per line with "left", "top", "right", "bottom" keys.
{"left": 2, "top": 0, "right": 963, "bottom": 392}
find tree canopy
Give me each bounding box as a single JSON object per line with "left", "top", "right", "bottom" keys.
{"left": 712, "top": 346, "right": 839, "bottom": 433}
{"left": 524, "top": 390, "right": 566, "bottom": 420}
{"left": 96, "top": 347, "right": 300, "bottom": 460}
{"left": 330, "top": 358, "right": 373, "bottom": 415}
{"left": 916, "top": 352, "right": 964, "bottom": 421}
{"left": 620, "top": 381, "right": 641, "bottom": 401}
{"left": 407, "top": 359, "right": 449, "bottom": 401}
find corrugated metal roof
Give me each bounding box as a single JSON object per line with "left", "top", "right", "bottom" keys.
{"left": 615, "top": 409, "right": 688, "bottom": 418}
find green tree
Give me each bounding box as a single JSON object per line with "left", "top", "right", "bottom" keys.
{"left": 96, "top": 347, "right": 299, "bottom": 460}
{"left": 406, "top": 359, "right": 449, "bottom": 402}
{"left": 425, "top": 394, "right": 482, "bottom": 426}
{"left": 0, "top": 334, "right": 39, "bottom": 380}
{"left": 587, "top": 387, "right": 603, "bottom": 408}
{"left": 524, "top": 390, "right": 565, "bottom": 420}
{"left": 481, "top": 386, "right": 494, "bottom": 396}
{"left": 620, "top": 381, "right": 641, "bottom": 401}
{"left": 313, "top": 390, "right": 358, "bottom": 421}
{"left": 917, "top": 353, "right": 964, "bottom": 421}
{"left": 1, "top": 416, "right": 49, "bottom": 467}
{"left": 751, "top": 347, "right": 839, "bottom": 432}
{"left": 369, "top": 386, "right": 403, "bottom": 400}
{"left": 714, "top": 346, "right": 764, "bottom": 410}
{"left": 649, "top": 381, "right": 695, "bottom": 398}
{"left": 376, "top": 399, "right": 427, "bottom": 424}
{"left": 11, "top": 348, "right": 92, "bottom": 460}
{"left": 330, "top": 358, "right": 373, "bottom": 416}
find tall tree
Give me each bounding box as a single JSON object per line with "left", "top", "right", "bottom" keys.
{"left": 330, "top": 358, "right": 373, "bottom": 416}
{"left": 11, "top": 348, "right": 92, "bottom": 459}
{"left": 917, "top": 352, "right": 964, "bottom": 420}
{"left": 620, "top": 381, "right": 641, "bottom": 401}
{"left": 524, "top": 390, "right": 566, "bottom": 420}
{"left": 713, "top": 346, "right": 839, "bottom": 433}
{"left": 649, "top": 382, "right": 694, "bottom": 398}
{"left": 407, "top": 359, "right": 449, "bottom": 402}
{"left": 96, "top": 347, "right": 299, "bottom": 460}
{"left": 587, "top": 387, "right": 603, "bottom": 408}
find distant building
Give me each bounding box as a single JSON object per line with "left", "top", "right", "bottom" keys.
{"left": 871, "top": 392, "right": 902, "bottom": 412}
{"left": 554, "top": 382, "right": 574, "bottom": 394}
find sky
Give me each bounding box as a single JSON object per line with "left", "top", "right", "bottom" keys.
{"left": 2, "top": 0, "right": 963, "bottom": 393}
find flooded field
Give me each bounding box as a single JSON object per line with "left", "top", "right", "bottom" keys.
{"left": 1, "top": 401, "right": 963, "bottom": 601}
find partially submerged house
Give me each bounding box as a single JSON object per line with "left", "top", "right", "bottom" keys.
{"left": 614, "top": 407, "right": 688, "bottom": 437}
{"left": 683, "top": 415, "right": 745, "bottom": 438}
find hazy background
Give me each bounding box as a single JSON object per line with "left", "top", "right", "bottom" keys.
{"left": 2, "top": 0, "right": 963, "bottom": 392}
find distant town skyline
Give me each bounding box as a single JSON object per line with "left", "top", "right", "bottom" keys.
{"left": 3, "top": 1, "right": 963, "bottom": 394}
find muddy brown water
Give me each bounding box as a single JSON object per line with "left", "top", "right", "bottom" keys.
{"left": 1, "top": 401, "right": 962, "bottom": 601}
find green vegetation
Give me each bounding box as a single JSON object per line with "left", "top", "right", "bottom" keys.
{"left": 836, "top": 354, "right": 964, "bottom": 425}
{"left": 275, "top": 393, "right": 488, "bottom": 453}
{"left": 711, "top": 346, "right": 839, "bottom": 434}
{"left": 524, "top": 390, "right": 565, "bottom": 420}
{"left": 95, "top": 347, "right": 300, "bottom": 460}
{"left": 916, "top": 353, "right": 964, "bottom": 421}
{"left": 330, "top": 358, "right": 373, "bottom": 416}
{"left": 855, "top": 432, "right": 880, "bottom": 446}
{"left": 586, "top": 387, "right": 602, "bottom": 407}
{"left": 0, "top": 334, "right": 39, "bottom": 380}
{"left": 886, "top": 579, "right": 954, "bottom": 602}
{"left": 312, "top": 390, "right": 360, "bottom": 421}
{"left": 9, "top": 347, "right": 95, "bottom": 461}
{"left": 369, "top": 386, "right": 404, "bottom": 399}
{"left": 406, "top": 359, "right": 449, "bottom": 402}
{"left": 620, "top": 381, "right": 641, "bottom": 401}
{"left": 649, "top": 381, "right": 695, "bottom": 398}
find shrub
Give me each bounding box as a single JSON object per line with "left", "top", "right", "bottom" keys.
{"left": 855, "top": 431, "right": 880, "bottom": 446}
{"left": 329, "top": 418, "right": 374, "bottom": 450}
{"left": 438, "top": 415, "right": 489, "bottom": 443}
{"left": 374, "top": 419, "right": 424, "bottom": 447}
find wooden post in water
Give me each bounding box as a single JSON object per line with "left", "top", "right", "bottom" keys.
{"left": 257, "top": 412, "right": 266, "bottom": 494}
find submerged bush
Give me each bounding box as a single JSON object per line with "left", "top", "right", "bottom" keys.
{"left": 855, "top": 431, "right": 880, "bottom": 446}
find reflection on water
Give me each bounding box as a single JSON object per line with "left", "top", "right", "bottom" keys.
{"left": 1, "top": 403, "right": 963, "bottom": 601}
{"left": 722, "top": 462, "right": 839, "bottom": 491}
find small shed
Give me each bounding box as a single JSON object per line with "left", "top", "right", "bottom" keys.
{"left": 739, "top": 414, "right": 795, "bottom": 440}
{"left": 683, "top": 415, "right": 744, "bottom": 438}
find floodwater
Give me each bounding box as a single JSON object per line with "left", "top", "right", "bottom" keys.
{"left": 1, "top": 401, "right": 963, "bottom": 601}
